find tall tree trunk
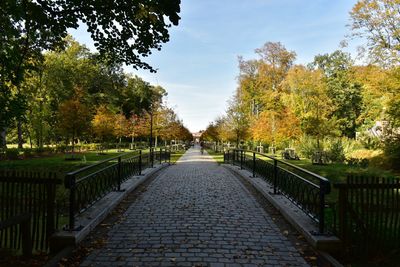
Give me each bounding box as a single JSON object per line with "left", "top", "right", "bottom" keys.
{"left": 26, "top": 128, "right": 32, "bottom": 149}
{"left": 17, "top": 120, "right": 23, "bottom": 148}
{"left": 0, "top": 128, "right": 7, "bottom": 149}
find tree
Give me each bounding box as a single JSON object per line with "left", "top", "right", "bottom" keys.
{"left": 57, "top": 92, "right": 91, "bottom": 155}
{"left": 352, "top": 64, "right": 396, "bottom": 128}
{"left": 1, "top": 0, "right": 181, "bottom": 146}
{"left": 226, "top": 95, "right": 250, "bottom": 147}
{"left": 92, "top": 105, "right": 115, "bottom": 142}
{"left": 312, "top": 51, "right": 363, "bottom": 138}
{"left": 283, "top": 65, "right": 339, "bottom": 149}
{"left": 114, "top": 113, "right": 130, "bottom": 144}
{"left": 117, "top": 75, "right": 155, "bottom": 117}
{"left": 203, "top": 123, "right": 220, "bottom": 142}
{"left": 349, "top": 0, "right": 400, "bottom": 66}
{"left": 251, "top": 108, "right": 301, "bottom": 147}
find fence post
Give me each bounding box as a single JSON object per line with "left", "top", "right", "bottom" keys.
{"left": 21, "top": 215, "right": 32, "bottom": 257}
{"left": 252, "top": 152, "right": 256, "bottom": 177}
{"left": 46, "top": 175, "right": 56, "bottom": 242}
{"left": 139, "top": 150, "right": 142, "bottom": 175}
{"left": 338, "top": 185, "right": 347, "bottom": 241}
{"left": 273, "top": 159, "right": 278, "bottom": 194}
{"left": 65, "top": 173, "right": 76, "bottom": 231}
{"left": 117, "top": 156, "right": 122, "bottom": 191}
{"left": 240, "top": 150, "right": 243, "bottom": 170}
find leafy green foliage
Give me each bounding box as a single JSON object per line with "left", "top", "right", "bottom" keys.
{"left": 1, "top": 0, "right": 181, "bottom": 141}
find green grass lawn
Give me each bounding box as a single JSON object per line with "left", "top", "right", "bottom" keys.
{"left": 0, "top": 149, "right": 152, "bottom": 177}
{"left": 170, "top": 151, "right": 185, "bottom": 163}
{"left": 206, "top": 149, "right": 224, "bottom": 164}
{"left": 215, "top": 150, "right": 399, "bottom": 203}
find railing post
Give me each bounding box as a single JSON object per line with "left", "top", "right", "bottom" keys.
{"left": 319, "top": 183, "right": 325, "bottom": 234}
{"left": 318, "top": 180, "right": 331, "bottom": 234}
{"left": 65, "top": 173, "right": 76, "bottom": 231}
{"left": 139, "top": 150, "right": 142, "bottom": 175}
{"left": 117, "top": 156, "right": 122, "bottom": 191}
{"left": 150, "top": 147, "right": 154, "bottom": 168}
{"left": 252, "top": 152, "right": 256, "bottom": 177}
{"left": 273, "top": 159, "right": 278, "bottom": 194}
{"left": 240, "top": 150, "right": 243, "bottom": 170}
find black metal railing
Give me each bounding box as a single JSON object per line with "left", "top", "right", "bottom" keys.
{"left": 0, "top": 171, "right": 61, "bottom": 253}
{"left": 224, "top": 149, "right": 331, "bottom": 233}
{"left": 65, "top": 148, "right": 170, "bottom": 230}
{"left": 334, "top": 176, "right": 400, "bottom": 259}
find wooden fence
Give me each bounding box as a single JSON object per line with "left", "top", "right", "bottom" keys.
{"left": 334, "top": 176, "right": 400, "bottom": 259}
{"left": 0, "top": 171, "right": 62, "bottom": 254}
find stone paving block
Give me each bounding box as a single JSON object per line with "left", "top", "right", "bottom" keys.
{"left": 79, "top": 148, "right": 309, "bottom": 266}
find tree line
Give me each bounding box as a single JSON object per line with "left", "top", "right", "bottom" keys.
{"left": 1, "top": 0, "right": 184, "bottom": 150}
{"left": 203, "top": 0, "right": 400, "bottom": 168}
{"left": 1, "top": 37, "right": 192, "bottom": 150}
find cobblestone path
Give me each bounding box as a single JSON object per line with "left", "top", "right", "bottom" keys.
{"left": 81, "top": 148, "right": 309, "bottom": 267}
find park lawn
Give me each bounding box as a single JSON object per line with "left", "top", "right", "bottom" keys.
{"left": 288, "top": 159, "right": 398, "bottom": 183}
{"left": 222, "top": 151, "right": 399, "bottom": 202}
{"left": 0, "top": 149, "right": 147, "bottom": 177}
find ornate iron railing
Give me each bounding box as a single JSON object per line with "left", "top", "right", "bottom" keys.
{"left": 224, "top": 149, "right": 331, "bottom": 233}
{"left": 65, "top": 148, "right": 170, "bottom": 230}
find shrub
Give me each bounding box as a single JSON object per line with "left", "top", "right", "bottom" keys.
{"left": 22, "top": 148, "right": 33, "bottom": 158}
{"left": 357, "top": 131, "right": 381, "bottom": 149}
{"left": 5, "top": 148, "right": 20, "bottom": 160}
{"left": 295, "top": 135, "right": 320, "bottom": 159}
{"left": 382, "top": 134, "right": 400, "bottom": 170}
{"left": 326, "top": 139, "right": 346, "bottom": 163}
{"left": 55, "top": 144, "right": 67, "bottom": 153}
{"left": 326, "top": 137, "right": 357, "bottom": 163}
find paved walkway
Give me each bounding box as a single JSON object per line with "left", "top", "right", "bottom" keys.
{"left": 81, "top": 147, "right": 309, "bottom": 267}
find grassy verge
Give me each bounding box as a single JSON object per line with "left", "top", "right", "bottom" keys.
{"left": 170, "top": 151, "right": 185, "bottom": 163}
{"left": 206, "top": 149, "right": 224, "bottom": 164}
{"left": 0, "top": 149, "right": 152, "bottom": 177}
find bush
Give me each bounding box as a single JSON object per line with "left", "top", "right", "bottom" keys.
{"left": 383, "top": 134, "right": 400, "bottom": 170}
{"left": 326, "top": 137, "right": 357, "bottom": 163}
{"left": 295, "top": 135, "right": 320, "bottom": 159}
{"left": 5, "top": 148, "right": 20, "bottom": 160}
{"left": 56, "top": 144, "right": 67, "bottom": 153}
{"left": 22, "top": 148, "right": 33, "bottom": 158}
{"left": 357, "top": 131, "right": 381, "bottom": 149}
{"left": 326, "top": 139, "right": 346, "bottom": 162}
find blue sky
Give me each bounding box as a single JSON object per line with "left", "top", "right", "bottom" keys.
{"left": 70, "top": 0, "right": 359, "bottom": 133}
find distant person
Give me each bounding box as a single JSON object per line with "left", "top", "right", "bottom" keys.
{"left": 200, "top": 141, "right": 204, "bottom": 154}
